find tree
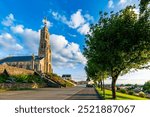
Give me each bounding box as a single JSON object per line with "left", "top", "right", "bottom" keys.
{"left": 84, "top": 2, "right": 150, "bottom": 99}
{"left": 139, "top": 0, "right": 150, "bottom": 13}
{"left": 143, "top": 80, "right": 150, "bottom": 93}
{"left": 85, "top": 60, "right": 103, "bottom": 89}
{"left": 85, "top": 60, "right": 107, "bottom": 97}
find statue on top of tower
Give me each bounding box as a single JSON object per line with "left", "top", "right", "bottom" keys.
{"left": 43, "top": 17, "right": 47, "bottom": 27}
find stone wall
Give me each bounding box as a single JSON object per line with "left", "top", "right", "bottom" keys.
{"left": 0, "top": 64, "right": 34, "bottom": 76}
{"left": 0, "top": 83, "right": 47, "bottom": 89}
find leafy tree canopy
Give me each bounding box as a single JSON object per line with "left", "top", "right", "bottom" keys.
{"left": 84, "top": 2, "right": 150, "bottom": 99}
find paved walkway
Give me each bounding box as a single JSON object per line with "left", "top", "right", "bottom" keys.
{"left": 67, "top": 87, "right": 103, "bottom": 100}
{"left": 0, "top": 86, "right": 103, "bottom": 100}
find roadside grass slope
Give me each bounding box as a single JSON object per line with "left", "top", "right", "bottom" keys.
{"left": 96, "top": 88, "right": 148, "bottom": 100}
{"left": 48, "top": 73, "right": 75, "bottom": 87}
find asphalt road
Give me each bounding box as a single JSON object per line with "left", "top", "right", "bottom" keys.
{"left": 0, "top": 86, "right": 102, "bottom": 100}
{"left": 67, "top": 87, "right": 102, "bottom": 100}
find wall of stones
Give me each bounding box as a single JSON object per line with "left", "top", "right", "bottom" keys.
{"left": 0, "top": 83, "right": 47, "bottom": 89}
{"left": 0, "top": 64, "right": 34, "bottom": 76}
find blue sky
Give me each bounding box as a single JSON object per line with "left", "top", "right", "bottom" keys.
{"left": 0, "top": 0, "right": 149, "bottom": 84}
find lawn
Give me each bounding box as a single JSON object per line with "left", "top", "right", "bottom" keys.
{"left": 96, "top": 88, "right": 148, "bottom": 100}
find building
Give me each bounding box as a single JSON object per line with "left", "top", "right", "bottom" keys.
{"left": 0, "top": 18, "right": 52, "bottom": 74}
{"left": 62, "top": 74, "right": 72, "bottom": 80}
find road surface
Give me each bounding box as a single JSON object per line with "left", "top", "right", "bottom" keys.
{"left": 0, "top": 86, "right": 102, "bottom": 100}
{"left": 67, "top": 87, "right": 102, "bottom": 100}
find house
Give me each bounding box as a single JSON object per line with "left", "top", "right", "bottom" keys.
{"left": 62, "top": 74, "right": 72, "bottom": 80}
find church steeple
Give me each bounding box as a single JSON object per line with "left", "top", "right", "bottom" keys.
{"left": 43, "top": 17, "right": 47, "bottom": 27}
{"left": 38, "top": 18, "right": 52, "bottom": 73}
{"left": 38, "top": 18, "right": 50, "bottom": 58}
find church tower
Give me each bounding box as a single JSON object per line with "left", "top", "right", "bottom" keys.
{"left": 38, "top": 18, "right": 52, "bottom": 73}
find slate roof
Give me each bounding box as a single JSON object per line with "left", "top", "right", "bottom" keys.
{"left": 0, "top": 56, "right": 43, "bottom": 64}
{"left": 62, "top": 74, "right": 71, "bottom": 77}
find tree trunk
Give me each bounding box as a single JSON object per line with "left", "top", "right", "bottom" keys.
{"left": 103, "top": 78, "right": 105, "bottom": 98}
{"left": 100, "top": 81, "right": 103, "bottom": 91}
{"left": 111, "top": 77, "right": 117, "bottom": 99}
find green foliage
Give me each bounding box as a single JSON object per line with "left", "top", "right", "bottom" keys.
{"left": 120, "top": 89, "right": 127, "bottom": 94}
{"left": 139, "top": 91, "right": 146, "bottom": 98}
{"left": 0, "top": 74, "right": 44, "bottom": 84}
{"left": 83, "top": 1, "right": 150, "bottom": 99}
{"left": 134, "top": 84, "right": 138, "bottom": 88}
{"left": 125, "top": 84, "right": 132, "bottom": 86}
{"left": 13, "top": 75, "right": 29, "bottom": 83}
{"left": 128, "top": 90, "right": 134, "bottom": 95}
{"left": 140, "top": 0, "right": 150, "bottom": 13}
{"left": 143, "top": 80, "right": 150, "bottom": 93}
{"left": 0, "top": 75, "right": 8, "bottom": 83}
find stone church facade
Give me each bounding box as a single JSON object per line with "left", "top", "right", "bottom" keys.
{"left": 0, "top": 19, "right": 52, "bottom": 74}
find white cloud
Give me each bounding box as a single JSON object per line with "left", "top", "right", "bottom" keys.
{"left": 0, "top": 33, "right": 23, "bottom": 51}
{"left": 84, "top": 14, "right": 94, "bottom": 21}
{"left": 77, "top": 23, "right": 90, "bottom": 35}
{"left": 50, "top": 34, "right": 68, "bottom": 52}
{"left": 118, "top": 0, "right": 127, "bottom": 5}
{"left": 50, "top": 34, "right": 87, "bottom": 68}
{"left": 12, "top": 27, "right": 40, "bottom": 53}
{"left": 0, "top": 13, "right": 86, "bottom": 69}
{"left": 108, "top": 0, "right": 114, "bottom": 8}
{"left": 10, "top": 24, "right": 86, "bottom": 68}
{"left": 1, "top": 13, "right": 15, "bottom": 26}
{"left": 50, "top": 9, "right": 92, "bottom": 35}
{"left": 69, "top": 9, "right": 85, "bottom": 28}
{"left": 133, "top": 8, "right": 139, "bottom": 15}
{"left": 42, "top": 19, "right": 53, "bottom": 28}
{"left": 9, "top": 23, "right": 40, "bottom": 53}
{"left": 15, "top": 44, "right": 23, "bottom": 50}
{"left": 1, "top": 33, "right": 13, "bottom": 40}
{"left": 11, "top": 25, "right": 24, "bottom": 33}
{"left": 51, "top": 11, "right": 69, "bottom": 25}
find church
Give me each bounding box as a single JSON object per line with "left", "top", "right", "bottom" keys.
{"left": 0, "top": 19, "right": 52, "bottom": 74}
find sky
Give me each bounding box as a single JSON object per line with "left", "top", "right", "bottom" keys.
{"left": 0, "top": 0, "right": 150, "bottom": 84}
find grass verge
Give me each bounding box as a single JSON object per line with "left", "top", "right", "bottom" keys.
{"left": 96, "top": 87, "right": 148, "bottom": 100}
{"left": 49, "top": 73, "right": 75, "bottom": 87}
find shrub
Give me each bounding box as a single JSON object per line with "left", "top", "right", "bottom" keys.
{"left": 0, "top": 75, "right": 9, "bottom": 83}
{"left": 143, "top": 81, "right": 150, "bottom": 93}
{"left": 144, "top": 89, "right": 150, "bottom": 93}
{"left": 128, "top": 90, "right": 134, "bottom": 95}
{"left": 139, "top": 91, "right": 146, "bottom": 98}
{"left": 12, "top": 75, "right": 44, "bottom": 83}
{"left": 120, "top": 88, "right": 127, "bottom": 93}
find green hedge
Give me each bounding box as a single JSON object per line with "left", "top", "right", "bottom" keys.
{"left": 0, "top": 75, "right": 8, "bottom": 83}
{"left": 0, "top": 74, "right": 44, "bottom": 83}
